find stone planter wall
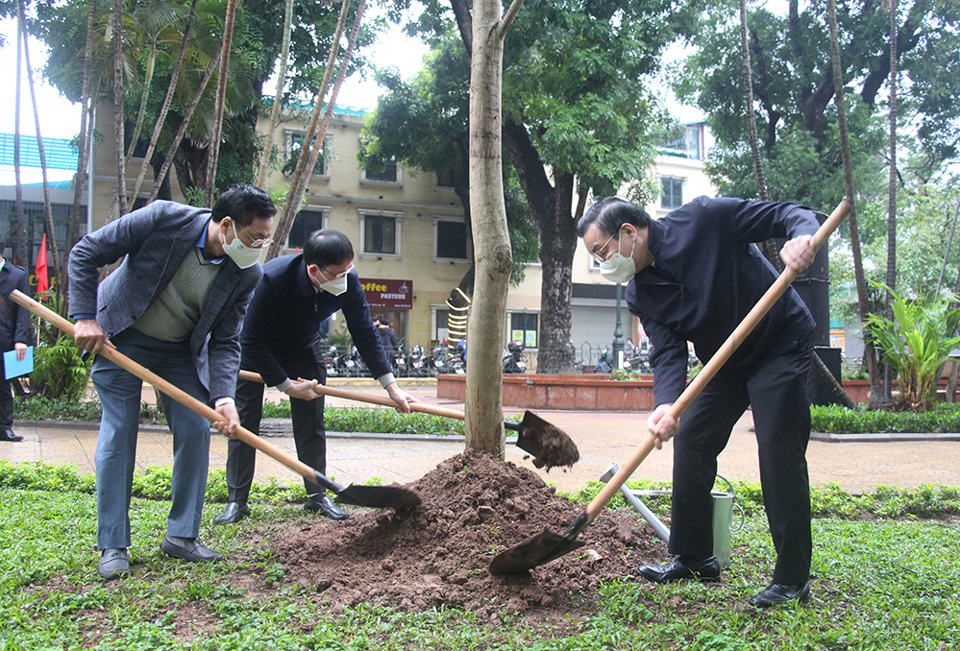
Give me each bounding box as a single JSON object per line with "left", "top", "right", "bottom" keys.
{"left": 436, "top": 375, "right": 958, "bottom": 411}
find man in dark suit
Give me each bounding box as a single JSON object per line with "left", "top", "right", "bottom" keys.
{"left": 213, "top": 229, "right": 415, "bottom": 525}
{"left": 578, "top": 196, "right": 817, "bottom": 608}
{"left": 0, "top": 237, "right": 31, "bottom": 442}
{"left": 69, "top": 184, "right": 275, "bottom": 581}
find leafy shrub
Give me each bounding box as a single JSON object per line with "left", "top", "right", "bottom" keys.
{"left": 14, "top": 395, "right": 165, "bottom": 424}
{"left": 811, "top": 402, "right": 960, "bottom": 434}
{"left": 30, "top": 336, "right": 93, "bottom": 401}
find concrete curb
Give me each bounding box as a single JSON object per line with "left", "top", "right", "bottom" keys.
{"left": 810, "top": 431, "right": 960, "bottom": 443}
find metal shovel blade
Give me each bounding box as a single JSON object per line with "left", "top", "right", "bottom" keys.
{"left": 333, "top": 484, "right": 422, "bottom": 508}
{"left": 514, "top": 411, "right": 580, "bottom": 470}
{"left": 488, "top": 511, "right": 590, "bottom": 575}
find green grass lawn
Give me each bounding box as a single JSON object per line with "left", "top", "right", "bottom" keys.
{"left": 0, "top": 483, "right": 958, "bottom": 650}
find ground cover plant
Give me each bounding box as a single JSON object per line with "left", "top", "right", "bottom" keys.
{"left": 0, "top": 454, "right": 958, "bottom": 650}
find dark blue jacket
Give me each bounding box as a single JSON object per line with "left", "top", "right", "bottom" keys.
{"left": 0, "top": 262, "right": 31, "bottom": 356}
{"left": 239, "top": 254, "right": 391, "bottom": 386}
{"left": 625, "top": 196, "right": 818, "bottom": 406}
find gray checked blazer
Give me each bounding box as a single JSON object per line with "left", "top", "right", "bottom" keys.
{"left": 68, "top": 201, "right": 263, "bottom": 402}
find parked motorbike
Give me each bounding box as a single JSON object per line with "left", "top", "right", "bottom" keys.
{"left": 407, "top": 344, "right": 427, "bottom": 376}
{"left": 502, "top": 341, "right": 526, "bottom": 374}
{"left": 391, "top": 344, "right": 408, "bottom": 377}
{"left": 594, "top": 347, "right": 613, "bottom": 374}
{"left": 322, "top": 344, "right": 340, "bottom": 377}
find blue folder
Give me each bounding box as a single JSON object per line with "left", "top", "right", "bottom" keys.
{"left": 3, "top": 346, "right": 34, "bottom": 379}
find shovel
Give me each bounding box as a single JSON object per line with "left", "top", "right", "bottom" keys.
{"left": 11, "top": 291, "right": 421, "bottom": 509}
{"left": 488, "top": 199, "right": 852, "bottom": 575}
{"left": 238, "top": 370, "right": 580, "bottom": 470}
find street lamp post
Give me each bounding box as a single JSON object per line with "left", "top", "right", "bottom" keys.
{"left": 612, "top": 282, "right": 624, "bottom": 369}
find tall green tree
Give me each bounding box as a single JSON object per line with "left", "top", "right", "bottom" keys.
{"left": 376, "top": 0, "right": 699, "bottom": 372}
{"left": 675, "top": 0, "right": 959, "bottom": 208}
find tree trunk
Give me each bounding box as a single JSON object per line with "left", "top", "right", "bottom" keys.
{"left": 827, "top": 0, "right": 883, "bottom": 406}
{"left": 463, "top": 0, "right": 524, "bottom": 458}
{"left": 265, "top": 0, "right": 351, "bottom": 261}
{"left": 111, "top": 0, "right": 127, "bottom": 218}
{"left": 148, "top": 44, "right": 224, "bottom": 204}
{"left": 882, "top": 0, "right": 899, "bottom": 403}
{"left": 18, "top": 0, "right": 62, "bottom": 281}
{"left": 129, "top": 0, "right": 200, "bottom": 209}
{"left": 204, "top": 0, "right": 238, "bottom": 207}
{"left": 271, "top": 0, "right": 367, "bottom": 254}
{"left": 66, "top": 0, "right": 99, "bottom": 313}
{"left": 13, "top": 20, "right": 28, "bottom": 266}
{"left": 256, "top": 0, "right": 295, "bottom": 187}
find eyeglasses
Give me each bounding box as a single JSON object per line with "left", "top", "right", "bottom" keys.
{"left": 233, "top": 222, "right": 273, "bottom": 249}
{"left": 590, "top": 230, "right": 620, "bottom": 264}
{"left": 319, "top": 264, "right": 355, "bottom": 281}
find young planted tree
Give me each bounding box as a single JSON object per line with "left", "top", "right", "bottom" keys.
{"left": 463, "top": 0, "right": 524, "bottom": 457}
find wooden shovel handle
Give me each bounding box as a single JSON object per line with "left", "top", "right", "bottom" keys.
{"left": 584, "top": 199, "right": 852, "bottom": 520}
{"left": 238, "top": 370, "right": 469, "bottom": 420}
{"left": 11, "top": 290, "right": 326, "bottom": 488}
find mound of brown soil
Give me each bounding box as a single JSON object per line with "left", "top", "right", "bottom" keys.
{"left": 246, "top": 450, "right": 670, "bottom": 620}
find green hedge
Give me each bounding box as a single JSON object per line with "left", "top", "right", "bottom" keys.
{"left": 811, "top": 402, "right": 960, "bottom": 434}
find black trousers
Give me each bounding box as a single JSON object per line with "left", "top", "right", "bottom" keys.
{"left": 669, "top": 333, "right": 814, "bottom": 585}
{"left": 0, "top": 376, "right": 14, "bottom": 430}
{"left": 225, "top": 345, "right": 327, "bottom": 503}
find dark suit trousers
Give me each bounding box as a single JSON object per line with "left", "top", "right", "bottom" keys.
{"left": 0, "top": 377, "right": 14, "bottom": 429}
{"left": 226, "top": 347, "right": 327, "bottom": 503}
{"left": 668, "top": 333, "right": 814, "bottom": 585}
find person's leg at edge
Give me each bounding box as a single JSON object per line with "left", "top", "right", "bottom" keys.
{"left": 669, "top": 376, "right": 749, "bottom": 561}
{"left": 91, "top": 348, "right": 145, "bottom": 550}
{"left": 224, "top": 377, "right": 265, "bottom": 505}
{"left": 748, "top": 335, "right": 814, "bottom": 589}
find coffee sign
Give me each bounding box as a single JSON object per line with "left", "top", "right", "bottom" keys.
{"left": 360, "top": 278, "right": 413, "bottom": 309}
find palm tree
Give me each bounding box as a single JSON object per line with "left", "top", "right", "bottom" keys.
{"left": 17, "top": 0, "right": 62, "bottom": 288}
{"left": 126, "top": 0, "right": 200, "bottom": 209}
{"left": 265, "top": 0, "right": 354, "bottom": 261}
{"left": 827, "top": 0, "right": 883, "bottom": 406}
{"left": 883, "top": 0, "right": 899, "bottom": 402}
{"left": 110, "top": 0, "right": 127, "bottom": 218}
{"left": 255, "top": 0, "right": 295, "bottom": 188}
{"left": 203, "top": 0, "right": 238, "bottom": 206}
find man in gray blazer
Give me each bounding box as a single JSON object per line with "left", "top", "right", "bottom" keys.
{"left": 69, "top": 184, "right": 275, "bottom": 581}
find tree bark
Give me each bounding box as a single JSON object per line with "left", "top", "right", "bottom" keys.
{"left": 111, "top": 0, "right": 126, "bottom": 218}
{"left": 463, "top": 0, "right": 524, "bottom": 457}
{"left": 204, "top": 0, "right": 238, "bottom": 207}
{"left": 255, "top": 0, "right": 295, "bottom": 187}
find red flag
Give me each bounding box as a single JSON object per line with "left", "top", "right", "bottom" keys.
{"left": 36, "top": 233, "right": 49, "bottom": 294}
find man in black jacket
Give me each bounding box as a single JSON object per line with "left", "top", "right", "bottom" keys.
{"left": 214, "top": 229, "right": 416, "bottom": 524}
{"left": 578, "top": 196, "right": 818, "bottom": 608}
{"left": 0, "top": 237, "right": 31, "bottom": 442}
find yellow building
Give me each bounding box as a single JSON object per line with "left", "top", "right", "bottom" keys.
{"left": 88, "top": 107, "right": 716, "bottom": 360}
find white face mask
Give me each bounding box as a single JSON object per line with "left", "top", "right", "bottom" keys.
{"left": 598, "top": 228, "right": 637, "bottom": 283}
{"left": 220, "top": 221, "right": 263, "bottom": 269}
{"left": 319, "top": 275, "right": 348, "bottom": 296}
{"left": 310, "top": 266, "right": 350, "bottom": 296}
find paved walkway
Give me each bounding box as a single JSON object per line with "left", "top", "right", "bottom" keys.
{"left": 2, "top": 379, "right": 959, "bottom": 494}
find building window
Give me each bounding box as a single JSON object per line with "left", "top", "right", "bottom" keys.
{"left": 509, "top": 311, "right": 539, "bottom": 349}
{"left": 434, "top": 308, "right": 450, "bottom": 343}
{"left": 362, "top": 157, "right": 400, "bottom": 183}
{"left": 285, "top": 133, "right": 330, "bottom": 176}
{"left": 287, "top": 209, "right": 328, "bottom": 249}
{"left": 435, "top": 168, "right": 458, "bottom": 189}
{"left": 661, "top": 177, "right": 683, "bottom": 209}
{"left": 359, "top": 210, "right": 402, "bottom": 256}
{"left": 433, "top": 218, "right": 469, "bottom": 261}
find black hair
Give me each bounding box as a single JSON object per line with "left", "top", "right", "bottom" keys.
{"left": 576, "top": 196, "right": 652, "bottom": 239}
{"left": 211, "top": 184, "right": 277, "bottom": 228}
{"left": 378, "top": 314, "right": 390, "bottom": 326}
{"left": 304, "top": 229, "right": 354, "bottom": 268}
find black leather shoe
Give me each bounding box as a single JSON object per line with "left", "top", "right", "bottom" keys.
{"left": 305, "top": 495, "right": 350, "bottom": 520}
{"left": 213, "top": 502, "right": 251, "bottom": 524}
{"left": 750, "top": 582, "right": 810, "bottom": 607}
{"left": 1, "top": 429, "right": 23, "bottom": 442}
{"left": 97, "top": 548, "right": 129, "bottom": 580}
{"left": 160, "top": 536, "right": 224, "bottom": 563}
{"left": 637, "top": 556, "right": 721, "bottom": 584}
